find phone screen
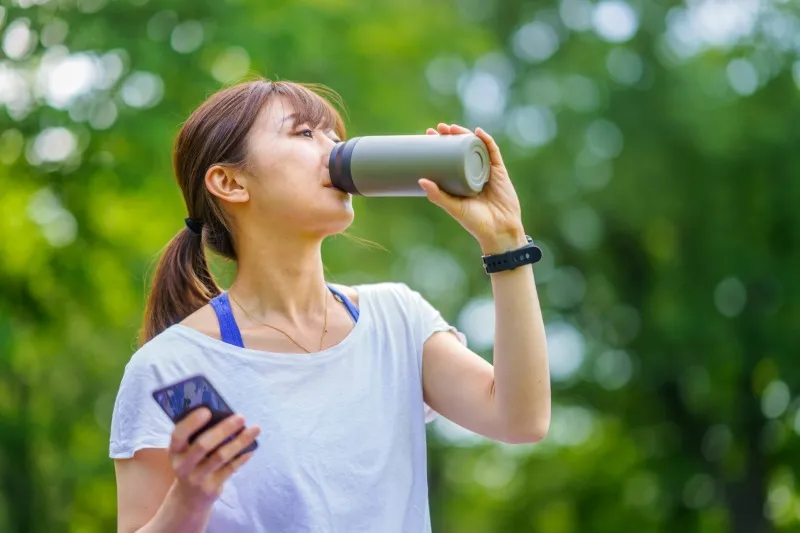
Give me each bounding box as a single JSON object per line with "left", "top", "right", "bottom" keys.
{"left": 152, "top": 374, "right": 233, "bottom": 422}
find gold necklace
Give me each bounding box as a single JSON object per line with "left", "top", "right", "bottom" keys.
{"left": 228, "top": 289, "right": 329, "bottom": 353}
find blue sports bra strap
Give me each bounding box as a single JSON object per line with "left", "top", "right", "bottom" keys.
{"left": 210, "top": 287, "right": 357, "bottom": 350}
{"left": 327, "top": 284, "right": 360, "bottom": 323}
{"left": 209, "top": 292, "right": 245, "bottom": 348}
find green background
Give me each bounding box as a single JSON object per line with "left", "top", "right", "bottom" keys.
{"left": 1, "top": 0, "right": 798, "bottom": 531}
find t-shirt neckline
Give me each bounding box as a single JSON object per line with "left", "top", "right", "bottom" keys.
{"left": 169, "top": 285, "right": 370, "bottom": 363}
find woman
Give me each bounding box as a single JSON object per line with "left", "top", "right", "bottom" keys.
{"left": 110, "top": 79, "right": 550, "bottom": 533}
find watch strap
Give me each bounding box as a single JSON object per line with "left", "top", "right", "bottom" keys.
{"left": 482, "top": 235, "right": 542, "bottom": 274}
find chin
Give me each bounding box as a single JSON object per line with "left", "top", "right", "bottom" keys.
{"left": 310, "top": 201, "right": 355, "bottom": 238}
{"left": 324, "top": 208, "right": 355, "bottom": 236}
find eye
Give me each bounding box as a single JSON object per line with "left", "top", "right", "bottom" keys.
{"left": 298, "top": 128, "right": 314, "bottom": 138}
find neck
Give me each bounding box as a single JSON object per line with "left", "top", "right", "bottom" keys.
{"left": 229, "top": 231, "right": 329, "bottom": 326}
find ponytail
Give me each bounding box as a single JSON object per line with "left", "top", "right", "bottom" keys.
{"left": 140, "top": 227, "right": 220, "bottom": 344}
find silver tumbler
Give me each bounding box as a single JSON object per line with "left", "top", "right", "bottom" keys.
{"left": 329, "top": 133, "right": 490, "bottom": 197}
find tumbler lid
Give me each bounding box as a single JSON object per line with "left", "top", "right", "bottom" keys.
{"left": 465, "top": 138, "right": 490, "bottom": 192}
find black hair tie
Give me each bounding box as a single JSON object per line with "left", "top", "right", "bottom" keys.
{"left": 184, "top": 217, "right": 204, "bottom": 236}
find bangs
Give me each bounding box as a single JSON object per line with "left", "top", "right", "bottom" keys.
{"left": 270, "top": 81, "right": 348, "bottom": 140}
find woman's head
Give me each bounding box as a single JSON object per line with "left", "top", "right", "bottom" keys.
{"left": 142, "top": 79, "right": 350, "bottom": 343}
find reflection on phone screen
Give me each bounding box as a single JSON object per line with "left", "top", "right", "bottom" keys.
{"left": 153, "top": 375, "right": 232, "bottom": 421}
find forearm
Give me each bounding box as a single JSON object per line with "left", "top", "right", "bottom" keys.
{"left": 481, "top": 230, "right": 551, "bottom": 443}
{"left": 135, "top": 483, "right": 212, "bottom": 533}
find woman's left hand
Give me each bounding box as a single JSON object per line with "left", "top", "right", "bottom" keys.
{"left": 419, "top": 123, "right": 526, "bottom": 254}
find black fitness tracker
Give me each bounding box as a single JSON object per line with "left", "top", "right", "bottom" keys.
{"left": 482, "top": 235, "right": 542, "bottom": 274}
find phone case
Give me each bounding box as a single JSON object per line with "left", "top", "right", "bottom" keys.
{"left": 151, "top": 374, "right": 258, "bottom": 455}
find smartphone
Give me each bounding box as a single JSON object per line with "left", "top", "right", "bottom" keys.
{"left": 151, "top": 374, "right": 258, "bottom": 457}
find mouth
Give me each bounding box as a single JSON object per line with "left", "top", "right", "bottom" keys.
{"left": 324, "top": 184, "right": 350, "bottom": 196}
{"left": 322, "top": 177, "right": 348, "bottom": 193}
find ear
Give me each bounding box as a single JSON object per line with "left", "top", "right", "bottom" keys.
{"left": 205, "top": 164, "right": 250, "bottom": 204}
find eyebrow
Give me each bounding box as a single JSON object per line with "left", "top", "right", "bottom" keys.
{"left": 282, "top": 113, "right": 341, "bottom": 141}
{"left": 282, "top": 113, "right": 318, "bottom": 130}
{"left": 282, "top": 113, "right": 300, "bottom": 129}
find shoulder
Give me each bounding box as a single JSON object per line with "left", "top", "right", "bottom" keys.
{"left": 123, "top": 324, "right": 198, "bottom": 375}
{"left": 327, "top": 283, "right": 361, "bottom": 307}
{"left": 179, "top": 303, "right": 221, "bottom": 339}
{"left": 340, "top": 282, "right": 434, "bottom": 318}
{"left": 334, "top": 281, "right": 420, "bottom": 306}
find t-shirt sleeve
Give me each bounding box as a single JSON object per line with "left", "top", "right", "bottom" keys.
{"left": 402, "top": 284, "right": 468, "bottom": 424}
{"left": 109, "top": 361, "right": 174, "bottom": 459}
{"left": 408, "top": 288, "right": 468, "bottom": 348}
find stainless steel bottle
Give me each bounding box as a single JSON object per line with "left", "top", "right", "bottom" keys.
{"left": 328, "top": 133, "right": 490, "bottom": 197}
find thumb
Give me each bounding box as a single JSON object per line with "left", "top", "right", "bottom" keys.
{"left": 419, "top": 179, "right": 462, "bottom": 217}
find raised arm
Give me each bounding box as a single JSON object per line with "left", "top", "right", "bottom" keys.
{"left": 418, "top": 124, "right": 550, "bottom": 444}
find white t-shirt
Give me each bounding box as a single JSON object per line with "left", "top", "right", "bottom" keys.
{"left": 110, "top": 282, "right": 466, "bottom": 533}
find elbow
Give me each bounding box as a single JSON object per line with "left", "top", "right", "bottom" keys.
{"left": 500, "top": 416, "right": 550, "bottom": 444}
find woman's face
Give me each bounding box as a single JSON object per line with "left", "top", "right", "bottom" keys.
{"left": 238, "top": 96, "right": 354, "bottom": 237}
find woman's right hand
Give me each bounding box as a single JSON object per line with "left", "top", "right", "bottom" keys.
{"left": 167, "top": 408, "right": 261, "bottom": 510}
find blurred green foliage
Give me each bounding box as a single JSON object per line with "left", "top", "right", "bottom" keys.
{"left": 1, "top": 0, "right": 799, "bottom": 532}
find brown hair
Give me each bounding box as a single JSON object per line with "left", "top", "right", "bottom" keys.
{"left": 140, "top": 79, "right": 347, "bottom": 344}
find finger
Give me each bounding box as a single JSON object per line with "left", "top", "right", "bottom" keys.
{"left": 449, "top": 124, "right": 472, "bottom": 134}
{"left": 426, "top": 128, "right": 438, "bottom": 135}
{"left": 193, "top": 426, "right": 261, "bottom": 480}
{"left": 183, "top": 414, "right": 246, "bottom": 469}
{"left": 211, "top": 450, "right": 255, "bottom": 486}
{"left": 475, "top": 127, "right": 504, "bottom": 166}
{"left": 437, "top": 123, "right": 450, "bottom": 135}
{"left": 170, "top": 408, "right": 212, "bottom": 455}
{"left": 418, "top": 178, "right": 463, "bottom": 218}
